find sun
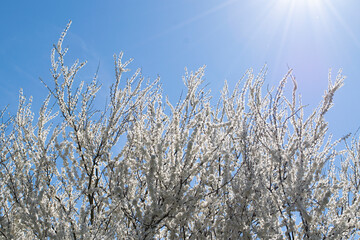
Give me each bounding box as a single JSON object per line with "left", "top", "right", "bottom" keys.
{"left": 277, "top": 0, "right": 324, "bottom": 6}
{"left": 275, "top": 0, "right": 326, "bottom": 13}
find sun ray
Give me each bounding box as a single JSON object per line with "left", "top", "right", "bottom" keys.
{"left": 324, "top": 0, "right": 360, "bottom": 49}
{"left": 135, "top": 0, "right": 237, "bottom": 47}
{"left": 274, "top": 0, "right": 296, "bottom": 71}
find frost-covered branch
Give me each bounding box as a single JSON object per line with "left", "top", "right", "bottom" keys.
{"left": 0, "top": 23, "right": 359, "bottom": 240}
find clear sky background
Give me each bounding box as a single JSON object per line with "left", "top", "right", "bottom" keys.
{"left": 1, "top": 0, "right": 360, "bottom": 140}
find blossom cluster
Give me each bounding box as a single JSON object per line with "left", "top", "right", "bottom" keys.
{"left": 0, "top": 22, "right": 359, "bottom": 239}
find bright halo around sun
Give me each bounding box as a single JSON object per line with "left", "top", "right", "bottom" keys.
{"left": 267, "top": 0, "right": 333, "bottom": 44}
{"left": 277, "top": 0, "right": 323, "bottom": 6}
{"left": 269, "top": 0, "right": 344, "bottom": 43}
{"left": 275, "top": 0, "right": 326, "bottom": 15}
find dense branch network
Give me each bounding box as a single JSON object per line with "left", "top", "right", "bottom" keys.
{"left": 0, "top": 21, "right": 359, "bottom": 239}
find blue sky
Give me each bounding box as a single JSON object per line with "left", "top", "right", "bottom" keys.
{"left": 1, "top": 0, "right": 360, "bottom": 139}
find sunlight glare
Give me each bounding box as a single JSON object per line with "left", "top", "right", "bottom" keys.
{"left": 276, "top": 0, "right": 325, "bottom": 11}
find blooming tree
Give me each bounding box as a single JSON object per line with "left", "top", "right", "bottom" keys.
{"left": 0, "top": 22, "right": 359, "bottom": 239}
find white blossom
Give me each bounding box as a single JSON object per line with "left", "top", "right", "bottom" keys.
{"left": 0, "top": 22, "right": 359, "bottom": 239}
